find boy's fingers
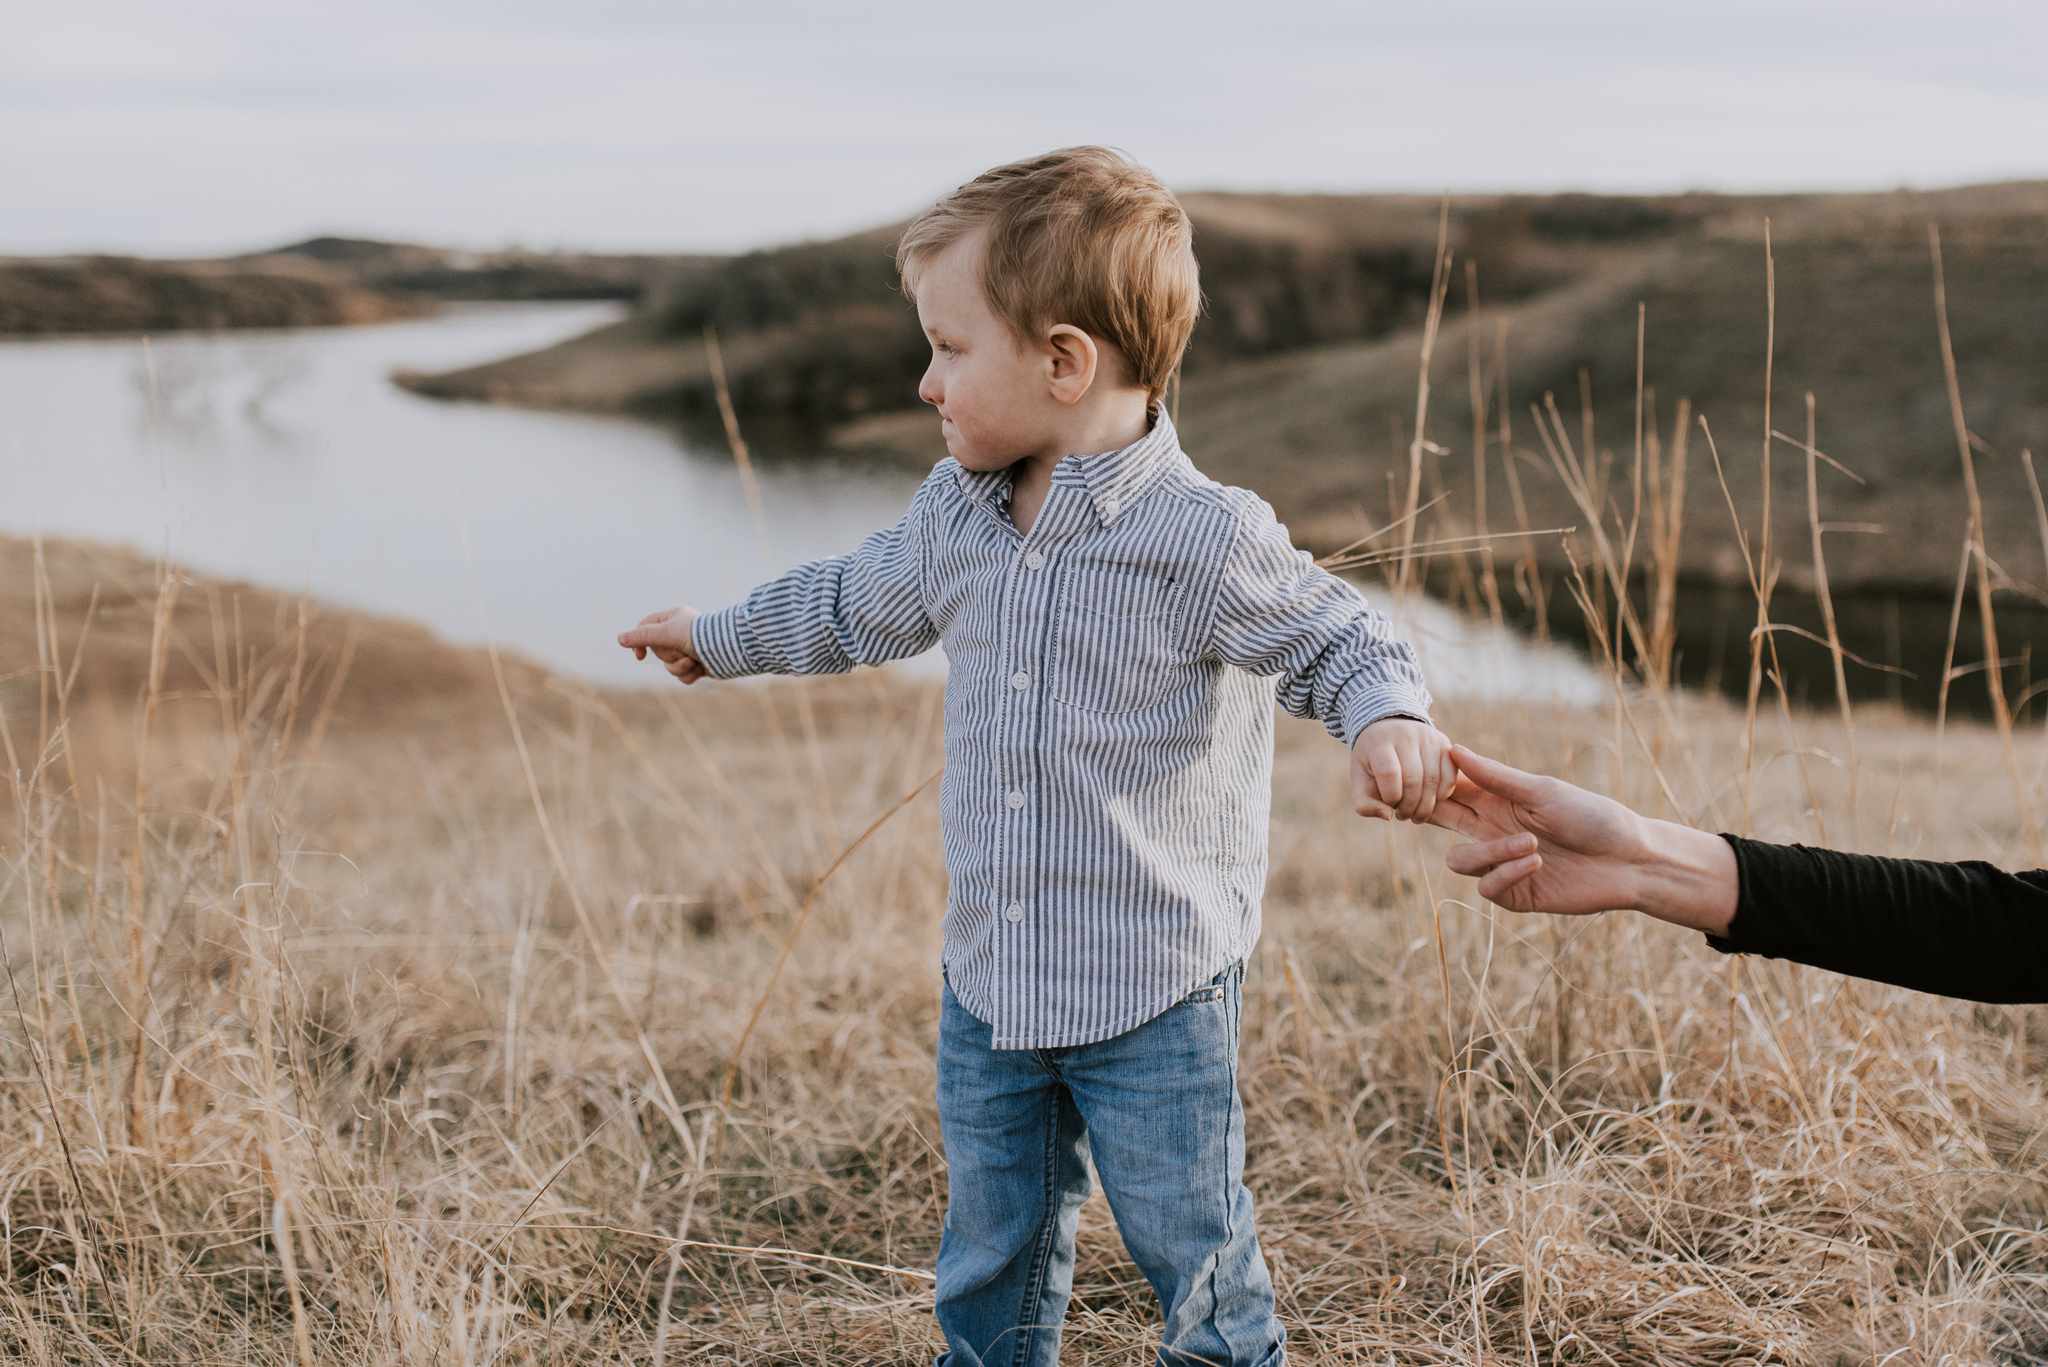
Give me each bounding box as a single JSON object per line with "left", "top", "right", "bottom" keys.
{"left": 1369, "top": 742, "right": 1404, "bottom": 808}
{"left": 1408, "top": 744, "right": 1455, "bottom": 824}
{"left": 1407, "top": 742, "right": 1445, "bottom": 821}
{"left": 1351, "top": 762, "right": 1393, "bottom": 820}
{"left": 1394, "top": 740, "right": 1425, "bottom": 819}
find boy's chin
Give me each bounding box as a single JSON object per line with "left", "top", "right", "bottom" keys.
{"left": 949, "top": 446, "right": 1012, "bottom": 473}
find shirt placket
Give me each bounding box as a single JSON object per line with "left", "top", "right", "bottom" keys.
{"left": 995, "top": 486, "right": 1069, "bottom": 1043}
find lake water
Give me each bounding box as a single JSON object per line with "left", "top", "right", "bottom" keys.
{"left": 0, "top": 303, "right": 1601, "bottom": 702}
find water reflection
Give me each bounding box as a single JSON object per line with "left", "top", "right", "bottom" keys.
{"left": 2, "top": 304, "right": 923, "bottom": 686}
{"left": 2, "top": 303, "right": 1605, "bottom": 702}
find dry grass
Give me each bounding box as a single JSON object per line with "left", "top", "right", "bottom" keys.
{"left": 3, "top": 530, "right": 2048, "bottom": 1365}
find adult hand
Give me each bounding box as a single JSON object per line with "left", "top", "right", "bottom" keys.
{"left": 1429, "top": 745, "right": 1737, "bottom": 933}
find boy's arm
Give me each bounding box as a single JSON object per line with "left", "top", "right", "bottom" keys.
{"left": 688, "top": 477, "right": 942, "bottom": 680}
{"left": 1208, "top": 499, "right": 1447, "bottom": 819}
{"left": 1207, "top": 498, "right": 1432, "bottom": 743}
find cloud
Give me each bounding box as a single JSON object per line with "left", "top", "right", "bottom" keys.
{"left": 5, "top": 0, "right": 2044, "bottom": 255}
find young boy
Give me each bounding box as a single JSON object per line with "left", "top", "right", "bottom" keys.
{"left": 620, "top": 147, "right": 1451, "bottom": 1367}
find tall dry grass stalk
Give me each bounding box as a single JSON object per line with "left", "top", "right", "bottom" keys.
{"left": 1395, "top": 198, "right": 1453, "bottom": 599}
{"left": 1930, "top": 227, "right": 2043, "bottom": 864}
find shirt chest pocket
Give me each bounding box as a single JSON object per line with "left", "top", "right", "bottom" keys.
{"left": 1050, "top": 567, "right": 1186, "bottom": 714}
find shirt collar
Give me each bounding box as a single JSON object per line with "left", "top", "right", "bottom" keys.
{"left": 950, "top": 407, "right": 1182, "bottom": 527}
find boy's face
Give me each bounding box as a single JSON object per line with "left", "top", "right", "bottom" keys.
{"left": 912, "top": 231, "right": 1061, "bottom": 472}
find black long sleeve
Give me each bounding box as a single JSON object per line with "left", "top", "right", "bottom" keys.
{"left": 1706, "top": 836, "right": 2048, "bottom": 1004}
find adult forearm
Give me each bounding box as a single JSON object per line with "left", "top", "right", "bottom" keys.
{"left": 1710, "top": 840, "right": 2048, "bottom": 1003}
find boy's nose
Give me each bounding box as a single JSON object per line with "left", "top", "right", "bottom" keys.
{"left": 917, "top": 362, "right": 943, "bottom": 407}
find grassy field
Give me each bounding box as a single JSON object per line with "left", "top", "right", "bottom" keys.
{"left": 8, "top": 204, "right": 2048, "bottom": 1359}
{"left": 4, "top": 521, "right": 2048, "bottom": 1364}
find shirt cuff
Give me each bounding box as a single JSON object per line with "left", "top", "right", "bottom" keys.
{"left": 1333, "top": 675, "right": 1434, "bottom": 747}
{"left": 690, "top": 604, "right": 760, "bottom": 679}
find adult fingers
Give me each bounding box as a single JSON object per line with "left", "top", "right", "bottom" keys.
{"left": 1448, "top": 745, "right": 1551, "bottom": 804}
{"left": 1475, "top": 854, "right": 1543, "bottom": 904}
{"left": 1446, "top": 832, "right": 1538, "bottom": 877}
{"left": 1425, "top": 786, "right": 1485, "bottom": 836}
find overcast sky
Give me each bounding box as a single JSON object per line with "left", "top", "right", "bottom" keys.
{"left": 6, "top": 0, "right": 2045, "bottom": 258}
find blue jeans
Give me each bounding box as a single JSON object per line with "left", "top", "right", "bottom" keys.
{"left": 933, "top": 964, "right": 1284, "bottom": 1367}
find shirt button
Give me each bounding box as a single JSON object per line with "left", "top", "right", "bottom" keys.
{"left": 1005, "top": 789, "right": 1026, "bottom": 810}
{"left": 1010, "top": 671, "right": 1030, "bottom": 690}
{"left": 1004, "top": 902, "right": 1025, "bottom": 923}
{"left": 1024, "top": 551, "right": 1044, "bottom": 571}
{"left": 1103, "top": 497, "right": 1121, "bottom": 518}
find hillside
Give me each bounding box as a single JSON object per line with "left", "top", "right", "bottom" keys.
{"left": 397, "top": 192, "right": 1629, "bottom": 421}
{"left": 250, "top": 236, "right": 723, "bottom": 304}
{"left": 0, "top": 239, "right": 723, "bottom": 337}
{"left": 0, "top": 254, "right": 425, "bottom": 335}
{"left": 397, "top": 182, "right": 2048, "bottom": 704}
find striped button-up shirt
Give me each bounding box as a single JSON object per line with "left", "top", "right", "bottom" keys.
{"left": 693, "top": 412, "right": 1431, "bottom": 1049}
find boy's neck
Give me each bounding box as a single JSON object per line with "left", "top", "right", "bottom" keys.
{"left": 1008, "top": 393, "right": 1154, "bottom": 534}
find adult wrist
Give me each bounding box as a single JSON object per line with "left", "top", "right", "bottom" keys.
{"left": 1629, "top": 818, "right": 1740, "bottom": 934}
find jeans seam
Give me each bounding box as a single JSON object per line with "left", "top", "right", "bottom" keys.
{"left": 1203, "top": 963, "right": 1246, "bottom": 1367}
{"left": 1011, "top": 1074, "right": 1062, "bottom": 1367}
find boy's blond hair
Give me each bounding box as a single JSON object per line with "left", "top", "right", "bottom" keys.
{"left": 896, "top": 146, "right": 1199, "bottom": 401}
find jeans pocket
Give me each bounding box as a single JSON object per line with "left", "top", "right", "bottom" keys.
{"left": 1176, "top": 982, "right": 1226, "bottom": 1006}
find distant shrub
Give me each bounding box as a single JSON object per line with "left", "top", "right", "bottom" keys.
{"left": 641, "top": 222, "right": 1449, "bottom": 419}
{"left": 1526, "top": 194, "right": 1691, "bottom": 241}
{"left": 656, "top": 238, "right": 905, "bottom": 338}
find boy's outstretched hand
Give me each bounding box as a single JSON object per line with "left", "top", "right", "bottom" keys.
{"left": 618, "top": 606, "right": 707, "bottom": 684}
{"left": 1351, "top": 717, "right": 1455, "bottom": 823}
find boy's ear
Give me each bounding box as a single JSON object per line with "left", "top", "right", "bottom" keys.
{"left": 1044, "top": 324, "right": 1099, "bottom": 406}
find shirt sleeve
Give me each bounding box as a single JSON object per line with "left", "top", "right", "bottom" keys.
{"left": 1205, "top": 495, "right": 1432, "bottom": 744}
{"left": 691, "top": 472, "right": 942, "bottom": 679}
{"left": 1707, "top": 836, "right": 2048, "bottom": 1004}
